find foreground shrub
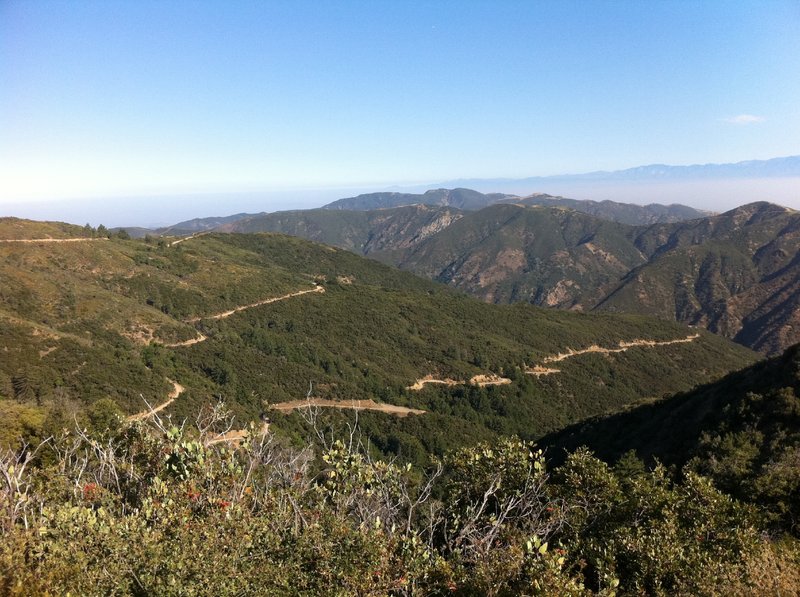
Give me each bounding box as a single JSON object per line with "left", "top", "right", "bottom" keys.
{"left": 0, "top": 412, "right": 791, "bottom": 595}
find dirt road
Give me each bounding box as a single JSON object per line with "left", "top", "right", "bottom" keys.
{"left": 525, "top": 365, "right": 561, "bottom": 377}
{"left": 185, "top": 285, "right": 325, "bottom": 323}
{"left": 524, "top": 333, "right": 701, "bottom": 377}
{"left": 0, "top": 237, "right": 107, "bottom": 243}
{"left": 408, "top": 334, "right": 702, "bottom": 386}
{"left": 407, "top": 373, "right": 512, "bottom": 391}
{"left": 406, "top": 376, "right": 461, "bottom": 391}
{"left": 470, "top": 374, "right": 512, "bottom": 387}
{"left": 127, "top": 380, "right": 185, "bottom": 422}
{"left": 168, "top": 232, "right": 210, "bottom": 247}
{"left": 163, "top": 333, "right": 208, "bottom": 347}
{"left": 541, "top": 333, "right": 701, "bottom": 364}
{"left": 270, "top": 398, "right": 425, "bottom": 417}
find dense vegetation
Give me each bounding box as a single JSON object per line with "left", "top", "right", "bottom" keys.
{"left": 1, "top": 223, "right": 756, "bottom": 465}
{"left": 544, "top": 341, "right": 800, "bottom": 536}
{"left": 2, "top": 409, "right": 798, "bottom": 595}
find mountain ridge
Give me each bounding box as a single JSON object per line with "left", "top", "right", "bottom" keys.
{"left": 224, "top": 201, "right": 800, "bottom": 354}
{"left": 321, "top": 188, "right": 711, "bottom": 224}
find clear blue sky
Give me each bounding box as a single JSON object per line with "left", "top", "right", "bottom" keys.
{"left": 1, "top": 1, "right": 799, "bottom": 213}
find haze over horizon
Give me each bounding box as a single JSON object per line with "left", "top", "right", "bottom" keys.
{"left": 2, "top": 1, "right": 799, "bottom": 225}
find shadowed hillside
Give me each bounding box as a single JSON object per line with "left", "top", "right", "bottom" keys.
{"left": 542, "top": 342, "right": 800, "bottom": 532}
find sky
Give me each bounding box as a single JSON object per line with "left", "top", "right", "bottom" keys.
{"left": 1, "top": 1, "right": 799, "bottom": 225}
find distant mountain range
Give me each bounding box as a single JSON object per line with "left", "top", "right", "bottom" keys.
{"left": 121, "top": 189, "right": 711, "bottom": 235}
{"left": 112, "top": 213, "right": 258, "bottom": 238}
{"left": 322, "top": 189, "right": 713, "bottom": 225}
{"left": 438, "top": 155, "right": 800, "bottom": 187}
{"left": 323, "top": 188, "right": 515, "bottom": 212}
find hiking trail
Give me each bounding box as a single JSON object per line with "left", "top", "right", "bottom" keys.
{"left": 167, "top": 231, "right": 210, "bottom": 247}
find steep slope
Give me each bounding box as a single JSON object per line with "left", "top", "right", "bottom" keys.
{"left": 221, "top": 204, "right": 463, "bottom": 255}
{"left": 220, "top": 201, "right": 800, "bottom": 353}
{"left": 543, "top": 342, "right": 800, "bottom": 531}
{"left": 597, "top": 202, "right": 800, "bottom": 354}
{"left": 373, "top": 202, "right": 799, "bottom": 353}
{"left": 0, "top": 220, "right": 757, "bottom": 460}
{"left": 394, "top": 204, "right": 647, "bottom": 306}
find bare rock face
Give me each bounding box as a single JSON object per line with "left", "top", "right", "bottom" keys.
{"left": 596, "top": 203, "right": 800, "bottom": 354}
{"left": 396, "top": 202, "right": 800, "bottom": 354}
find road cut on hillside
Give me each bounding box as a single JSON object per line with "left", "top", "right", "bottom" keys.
{"left": 185, "top": 285, "right": 325, "bottom": 323}
{"left": 127, "top": 380, "right": 185, "bottom": 422}
{"left": 541, "top": 333, "right": 700, "bottom": 364}
{"left": 163, "top": 333, "right": 208, "bottom": 347}
{"left": 406, "top": 373, "right": 512, "bottom": 391}
{"left": 270, "top": 398, "right": 425, "bottom": 417}
{"left": 0, "top": 237, "right": 107, "bottom": 243}
{"left": 167, "top": 231, "right": 210, "bottom": 247}
{"left": 525, "top": 365, "right": 562, "bottom": 377}
{"left": 525, "top": 333, "right": 701, "bottom": 376}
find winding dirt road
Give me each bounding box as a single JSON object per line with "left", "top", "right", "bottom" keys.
{"left": 163, "top": 333, "right": 208, "bottom": 348}
{"left": 127, "top": 380, "right": 185, "bottom": 422}
{"left": 168, "top": 232, "right": 210, "bottom": 247}
{"left": 128, "top": 284, "right": 330, "bottom": 430}
{"left": 270, "top": 398, "right": 425, "bottom": 417}
{"left": 406, "top": 373, "right": 512, "bottom": 391}
{"left": 406, "top": 376, "right": 461, "bottom": 391}
{"left": 408, "top": 334, "right": 702, "bottom": 386}
{"left": 541, "top": 333, "right": 700, "bottom": 364}
{"left": 525, "top": 365, "right": 562, "bottom": 377}
{"left": 185, "top": 285, "right": 325, "bottom": 323}
{"left": 525, "top": 333, "right": 701, "bottom": 377}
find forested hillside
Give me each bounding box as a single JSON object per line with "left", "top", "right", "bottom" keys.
{"left": 1, "top": 219, "right": 756, "bottom": 464}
